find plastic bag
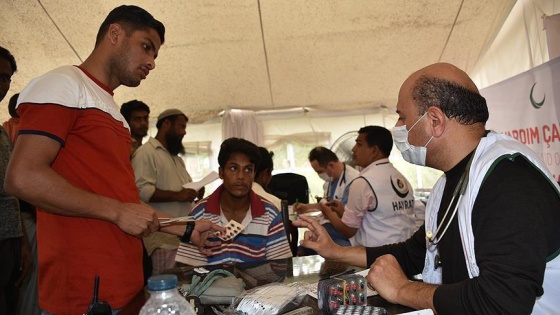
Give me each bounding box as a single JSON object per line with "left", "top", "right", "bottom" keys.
{"left": 180, "top": 269, "right": 245, "bottom": 306}
{"left": 221, "top": 282, "right": 308, "bottom": 315}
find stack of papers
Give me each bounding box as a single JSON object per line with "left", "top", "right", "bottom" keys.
{"left": 182, "top": 171, "right": 219, "bottom": 191}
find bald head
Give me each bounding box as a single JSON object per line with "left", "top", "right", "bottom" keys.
{"left": 403, "top": 62, "right": 489, "bottom": 125}
{"left": 412, "top": 63, "right": 479, "bottom": 93}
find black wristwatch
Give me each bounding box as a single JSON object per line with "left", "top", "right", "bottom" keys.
{"left": 180, "top": 221, "right": 196, "bottom": 243}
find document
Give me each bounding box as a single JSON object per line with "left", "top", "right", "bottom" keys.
{"left": 182, "top": 171, "right": 219, "bottom": 191}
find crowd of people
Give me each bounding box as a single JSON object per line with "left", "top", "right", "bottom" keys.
{"left": 1, "top": 4, "right": 559, "bottom": 315}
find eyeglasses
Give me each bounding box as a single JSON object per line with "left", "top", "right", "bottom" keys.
{"left": 0, "top": 73, "right": 12, "bottom": 83}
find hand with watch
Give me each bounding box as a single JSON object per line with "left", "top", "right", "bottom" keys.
{"left": 180, "top": 221, "right": 224, "bottom": 256}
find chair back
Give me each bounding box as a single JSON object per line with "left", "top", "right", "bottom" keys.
{"left": 268, "top": 173, "right": 310, "bottom": 205}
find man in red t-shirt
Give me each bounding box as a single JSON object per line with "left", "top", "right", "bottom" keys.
{"left": 4, "top": 6, "right": 222, "bottom": 314}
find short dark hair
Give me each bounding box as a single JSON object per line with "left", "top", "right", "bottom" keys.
{"left": 120, "top": 99, "right": 150, "bottom": 123}
{"left": 95, "top": 5, "right": 165, "bottom": 47}
{"left": 0, "top": 46, "right": 17, "bottom": 74}
{"left": 8, "top": 93, "right": 19, "bottom": 118}
{"left": 218, "top": 138, "right": 261, "bottom": 168}
{"left": 308, "top": 146, "right": 339, "bottom": 167}
{"left": 358, "top": 126, "right": 393, "bottom": 157}
{"left": 412, "top": 75, "right": 489, "bottom": 125}
{"left": 255, "top": 147, "right": 274, "bottom": 178}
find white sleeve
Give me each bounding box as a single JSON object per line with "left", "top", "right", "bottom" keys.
{"left": 131, "top": 148, "right": 156, "bottom": 202}
{"left": 341, "top": 178, "right": 377, "bottom": 228}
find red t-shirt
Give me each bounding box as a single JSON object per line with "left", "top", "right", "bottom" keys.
{"left": 17, "top": 66, "right": 142, "bottom": 314}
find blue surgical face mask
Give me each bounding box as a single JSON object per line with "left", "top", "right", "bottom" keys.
{"left": 392, "top": 112, "right": 433, "bottom": 166}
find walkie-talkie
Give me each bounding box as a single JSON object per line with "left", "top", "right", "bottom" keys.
{"left": 86, "top": 275, "right": 112, "bottom": 315}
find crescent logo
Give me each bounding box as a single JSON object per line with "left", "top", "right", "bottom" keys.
{"left": 390, "top": 176, "right": 409, "bottom": 198}
{"left": 530, "top": 82, "right": 545, "bottom": 109}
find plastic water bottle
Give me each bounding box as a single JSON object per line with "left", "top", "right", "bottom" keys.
{"left": 139, "top": 274, "right": 196, "bottom": 315}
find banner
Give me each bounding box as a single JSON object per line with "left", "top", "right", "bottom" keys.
{"left": 481, "top": 57, "right": 560, "bottom": 180}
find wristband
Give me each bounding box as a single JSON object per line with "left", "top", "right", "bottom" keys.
{"left": 181, "top": 221, "right": 196, "bottom": 243}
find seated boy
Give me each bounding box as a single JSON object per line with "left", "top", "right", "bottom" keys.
{"left": 175, "top": 138, "right": 292, "bottom": 266}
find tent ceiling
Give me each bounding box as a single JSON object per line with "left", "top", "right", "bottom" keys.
{"left": 0, "top": 0, "right": 515, "bottom": 124}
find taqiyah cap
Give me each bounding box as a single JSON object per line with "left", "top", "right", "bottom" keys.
{"left": 157, "top": 108, "right": 186, "bottom": 123}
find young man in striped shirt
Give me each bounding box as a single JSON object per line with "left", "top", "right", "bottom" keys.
{"left": 176, "top": 138, "right": 292, "bottom": 265}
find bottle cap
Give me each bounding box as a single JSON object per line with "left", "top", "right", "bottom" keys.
{"left": 147, "top": 274, "right": 178, "bottom": 291}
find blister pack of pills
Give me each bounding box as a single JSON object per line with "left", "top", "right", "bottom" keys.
{"left": 215, "top": 220, "right": 244, "bottom": 241}
{"left": 335, "top": 305, "right": 389, "bottom": 315}
{"left": 317, "top": 274, "right": 368, "bottom": 314}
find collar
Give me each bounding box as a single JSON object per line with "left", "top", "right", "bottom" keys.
{"left": 147, "top": 137, "right": 166, "bottom": 150}
{"left": 360, "top": 158, "right": 390, "bottom": 174}
{"left": 205, "top": 184, "right": 266, "bottom": 217}
{"left": 331, "top": 163, "right": 347, "bottom": 187}
{"left": 75, "top": 65, "right": 114, "bottom": 95}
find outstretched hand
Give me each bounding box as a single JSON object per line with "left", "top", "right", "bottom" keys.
{"left": 293, "top": 215, "right": 339, "bottom": 259}
{"left": 191, "top": 220, "right": 226, "bottom": 256}
{"left": 295, "top": 203, "right": 311, "bottom": 214}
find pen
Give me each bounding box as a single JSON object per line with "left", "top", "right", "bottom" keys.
{"left": 294, "top": 198, "right": 299, "bottom": 221}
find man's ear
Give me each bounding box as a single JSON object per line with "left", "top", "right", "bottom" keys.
{"left": 108, "top": 24, "right": 122, "bottom": 44}
{"left": 218, "top": 167, "right": 224, "bottom": 180}
{"left": 426, "top": 106, "right": 447, "bottom": 138}
{"left": 161, "top": 118, "right": 172, "bottom": 131}
{"left": 371, "top": 144, "right": 384, "bottom": 159}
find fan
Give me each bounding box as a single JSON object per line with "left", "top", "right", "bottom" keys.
{"left": 330, "top": 131, "right": 358, "bottom": 167}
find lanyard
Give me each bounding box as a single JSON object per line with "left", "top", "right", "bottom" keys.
{"left": 327, "top": 164, "right": 347, "bottom": 201}
{"left": 427, "top": 151, "right": 476, "bottom": 246}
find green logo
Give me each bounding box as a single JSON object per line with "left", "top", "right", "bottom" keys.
{"left": 530, "top": 82, "right": 545, "bottom": 109}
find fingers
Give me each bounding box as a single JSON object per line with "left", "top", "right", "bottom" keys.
{"left": 196, "top": 231, "right": 221, "bottom": 256}
{"left": 195, "top": 220, "right": 225, "bottom": 234}
{"left": 303, "top": 230, "right": 316, "bottom": 242}
{"left": 298, "top": 214, "right": 323, "bottom": 232}
{"left": 149, "top": 212, "right": 159, "bottom": 233}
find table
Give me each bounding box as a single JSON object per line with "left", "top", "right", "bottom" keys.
{"left": 122, "top": 255, "right": 415, "bottom": 314}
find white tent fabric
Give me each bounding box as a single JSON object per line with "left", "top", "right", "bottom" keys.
{"left": 0, "top": 0, "right": 519, "bottom": 124}
{"left": 470, "top": 0, "right": 560, "bottom": 88}
{"left": 221, "top": 109, "right": 262, "bottom": 145}
{"left": 545, "top": 13, "right": 560, "bottom": 59}
{"left": 2, "top": 0, "right": 559, "bottom": 188}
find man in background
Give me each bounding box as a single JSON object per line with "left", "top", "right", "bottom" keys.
{"left": 132, "top": 108, "right": 202, "bottom": 274}
{"left": 296, "top": 146, "right": 359, "bottom": 254}
{"left": 321, "top": 126, "right": 419, "bottom": 247}
{"left": 5, "top": 7, "right": 222, "bottom": 314}
{"left": 120, "top": 99, "right": 150, "bottom": 156}
{"left": 2, "top": 93, "right": 20, "bottom": 143}
{"left": 0, "top": 44, "right": 31, "bottom": 315}
{"left": 252, "top": 146, "right": 281, "bottom": 209}
{"left": 3, "top": 93, "right": 39, "bottom": 314}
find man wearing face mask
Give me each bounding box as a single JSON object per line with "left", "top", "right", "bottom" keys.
{"left": 316, "top": 126, "right": 420, "bottom": 248}
{"left": 296, "top": 146, "right": 359, "bottom": 255}
{"left": 294, "top": 63, "right": 560, "bottom": 315}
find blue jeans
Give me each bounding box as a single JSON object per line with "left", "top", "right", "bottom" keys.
{"left": 298, "top": 223, "right": 351, "bottom": 256}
